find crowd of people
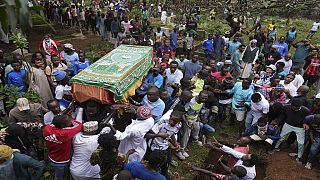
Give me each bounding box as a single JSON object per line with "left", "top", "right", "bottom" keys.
{"left": 1, "top": 0, "right": 320, "bottom": 180}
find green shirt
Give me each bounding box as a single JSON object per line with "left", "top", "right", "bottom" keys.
{"left": 185, "top": 97, "right": 203, "bottom": 121}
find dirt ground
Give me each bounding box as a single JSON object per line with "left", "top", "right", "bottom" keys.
{"left": 266, "top": 149, "right": 320, "bottom": 180}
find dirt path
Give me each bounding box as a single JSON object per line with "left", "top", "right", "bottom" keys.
{"left": 266, "top": 150, "right": 320, "bottom": 180}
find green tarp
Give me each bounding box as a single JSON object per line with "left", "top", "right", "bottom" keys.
{"left": 70, "top": 45, "right": 153, "bottom": 101}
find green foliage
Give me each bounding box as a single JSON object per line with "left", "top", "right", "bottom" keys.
{"left": 10, "top": 32, "right": 29, "bottom": 50}
{"left": 0, "top": 85, "right": 41, "bottom": 110}
{"left": 127, "top": 8, "right": 142, "bottom": 20}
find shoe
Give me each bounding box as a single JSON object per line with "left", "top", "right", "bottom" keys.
{"left": 289, "top": 153, "right": 298, "bottom": 157}
{"left": 274, "top": 148, "right": 280, "bottom": 152}
{"left": 267, "top": 150, "right": 274, "bottom": 155}
{"left": 202, "top": 135, "right": 207, "bottom": 145}
{"left": 305, "top": 162, "right": 312, "bottom": 170}
{"left": 175, "top": 152, "right": 185, "bottom": 160}
{"left": 182, "top": 151, "right": 189, "bottom": 158}
{"left": 295, "top": 158, "right": 302, "bottom": 165}
{"left": 170, "top": 159, "right": 178, "bottom": 167}
{"left": 194, "top": 140, "right": 203, "bottom": 146}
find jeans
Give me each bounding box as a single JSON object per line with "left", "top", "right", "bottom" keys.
{"left": 275, "top": 123, "right": 305, "bottom": 158}
{"left": 245, "top": 110, "right": 264, "bottom": 135}
{"left": 50, "top": 161, "right": 69, "bottom": 180}
{"left": 307, "top": 135, "right": 320, "bottom": 164}
{"left": 200, "top": 123, "right": 215, "bottom": 135}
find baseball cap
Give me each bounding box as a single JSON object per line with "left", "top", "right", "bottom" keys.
{"left": 16, "top": 98, "right": 30, "bottom": 111}
{"left": 64, "top": 43, "right": 75, "bottom": 50}
{"left": 266, "top": 64, "right": 276, "bottom": 71}
{"left": 136, "top": 83, "right": 150, "bottom": 95}
{"left": 224, "top": 60, "right": 232, "bottom": 65}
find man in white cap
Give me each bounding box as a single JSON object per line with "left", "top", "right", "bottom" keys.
{"left": 240, "top": 39, "right": 260, "bottom": 79}
{"left": 8, "top": 98, "right": 48, "bottom": 124}
{"left": 70, "top": 121, "right": 110, "bottom": 180}
{"left": 106, "top": 106, "right": 154, "bottom": 163}
{"left": 60, "top": 43, "right": 79, "bottom": 76}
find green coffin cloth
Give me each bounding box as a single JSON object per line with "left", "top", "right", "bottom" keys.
{"left": 70, "top": 45, "right": 153, "bottom": 101}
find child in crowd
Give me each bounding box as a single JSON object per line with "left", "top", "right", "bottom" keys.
{"left": 249, "top": 117, "right": 280, "bottom": 154}
{"left": 74, "top": 52, "right": 90, "bottom": 74}
{"left": 45, "top": 55, "right": 68, "bottom": 88}
{"left": 44, "top": 100, "right": 62, "bottom": 125}
{"left": 192, "top": 70, "right": 209, "bottom": 95}
{"left": 53, "top": 70, "right": 72, "bottom": 110}
{"left": 6, "top": 60, "right": 27, "bottom": 93}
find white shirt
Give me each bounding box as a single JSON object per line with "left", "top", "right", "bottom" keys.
{"left": 221, "top": 145, "right": 256, "bottom": 180}
{"left": 150, "top": 110, "right": 181, "bottom": 151}
{"left": 44, "top": 111, "right": 55, "bottom": 125}
{"left": 277, "top": 59, "right": 292, "bottom": 74}
{"left": 251, "top": 93, "right": 269, "bottom": 114}
{"left": 70, "top": 133, "right": 101, "bottom": 180}
{"left": 311, "top": 22, "right": 320, "bottom": 31}
{"left": 291, "top": 74, "right": 304, "bottom": 89}
{"left": 115, "top": 117, "right": 154, "bottom": 163}
{"left": 280, "top": 80, "right": 298, "bottom": 102}
{"left": 164, "top": 68, "right": 183, "bottom": 96}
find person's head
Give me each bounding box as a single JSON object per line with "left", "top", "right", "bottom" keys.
{"left": 98, "top": 133, "right": 117, "bottom": 151}
{"left": 180, "top": 77, "right": 193, "bottom": 90}
{"left": 192, "top": 54, "right": 199, "bottom": 63}
{"left": 152, "top": 67, "right": 160, "bottom": 77}
{"left": 297, "top": 85, "right": 309, "bottom": 96}
{"left": 198, "top": 69, "right": 209, "bottom": 79}
{"left": 11, "top": 60, "right": 22, "bottom": 72}
{"left": 303, "top": 39, "right": 310, "bottom": 46}
{"left": 311, "top": 48, "right": 319, "bottom": 57}
{"left": 269, "top": 119, "right": 279, "bottom": 129}
{"left": 83, "top": 121, "right": 99, "bottom": 135}
{"left": 52, "top": 114, "right": 72, "bottom": 128}
{"left": 284, "top": 74, "right": 295, "bottom": 84}
{"left": 147, "top": 87, "right": 160, "bottom": 102}
{"left": 266, "top": 64, "right": 276, "bottom": 74}
{"left": 242, "top": 78, "right": 252, "bottom": 90}
{"left": 136, "top": 106, "right": 152, "bottom": 120}
{"left": 159, "top": 88, "right": 169, "bottom": 101}
{"left": 51, "top": 55, "right": 60, "bottom": 66}
{"left": 116, "top": 170, "right": 132, "bottom": 180}
{"left": 220, "top": 65, "right": 229, "bottom": 75}
{"left": 270, "top": 76, "right": 281, "bottom": 87}
{"left": 64, "top": 43, "right": 75, "bottom": 54}
{"left": 198, "top": 90, "right": 209, "bottom": 103}
{"left": 31, "top": 52, "right": 45, "bottom": 68}
{"left": 239, "top": 44, "right": 246, "bottom": 52}
{"left": 233, "top": 36, "right": 239, "bottom": 42}
{"left": 180, "top": 90, "right": 193, "bottom": 103}
{"left": 276, "top": 62, "right": 285, "bottom": 71}
{"left": 169, "top": 61, "right": 179, "bottom": 73}
{"left": 53, "top": 70, "right": 68, "bottom": 84}
{"left": 290, "top": 98, "right": 303, "bottom": 111}
{"left": 208, "top": 33, "right": 213, "bottom": 40}
{"left": 157, "top": 26, "right": 161, "bottom": 32}
{"left": 147, "top": 150, "right": 167, "bottom": 170}
{"left": 251, "top": 93, "right": 262, "bottom": 103}
{"left": 279, "top": 36, "right": 285, "bottom": 43}
{"left": 241, "top": 153, "right": 258, "bottom": 167}
{"left": 250, "top": 39, "right": 257, "bottom": 48}
{"left": 236, "top": 136, "right": 251, "bottom": 146}
{"left": 0, "top": 145, "right": 14, "bottom": 164}
{"left": 47, "top": 99, "right": 61, "bottom": 115}
{"left": 291, "top": 66, "right": 301, "bottom": 75}
{"left": 79, "top": 52, "right": 86, "bottom": 62}
{"left": 231, "top": 166, "right": 247, "bottom": 179}
{"left": 85, "top": 100, "right": 100, "bottom": 117}
{"left": 164, "top": 39, "right": 170, "bottom": 47}
{"left": 291, "top": 26, "right": 296, "bottom": 32}
{"left": 270, "top": 45, "right": 277, "bottom": 52}
{"left": 284, "top": 53, "right": 292, "bottom": 61}
{"left": 169, "top": 109, "right": 184, "bottom": 127}
{"left": 257, "top": 117, "right": 268, "bottom": 127}
{"left": 179, "top": 54, "right": 185, "bottom": 61}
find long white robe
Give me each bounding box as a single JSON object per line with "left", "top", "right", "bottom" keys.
{"left": 115, "top": 117, "right": 154, "bottom": 163}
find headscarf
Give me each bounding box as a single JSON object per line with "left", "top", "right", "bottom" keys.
{"left": 136, "top": 106, "right": 152, "bottom": 120}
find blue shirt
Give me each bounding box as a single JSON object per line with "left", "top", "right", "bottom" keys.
{"left": 227, "top": 41, "right": 241, "bottom": 55}
{"left": 124, "top": 161, "right": 166, "bottom": 180}
{"left": 170, "top": 32, "right": 179, "bottom": 49}
{"left": 292, "top": 44, "right": 311, "bottom": 63}
{"left": 226, "top": 82, "right": 254, "bottom": 110}
{"left": 74, "top": 60, "right": 90, "bottom": 74}
{"left": 142, "top": 96, "right": 165, "bottom": 123}
{"left": 202, "top": 39, "right": 215, "bottom": 54}
{"left": 275, "top": 42, "right": 288, "bottom": 57}
{"left": 62, "top": 52, "right": 79, "bottom": 75}
{"left": 6, "top": 69, "right": 27, "bottom": 92}
{"left": 144, "top": 73, "right": 164, "bottom": 88}
{"left": 183, "top": 61, "right": 202, "bottom": 79}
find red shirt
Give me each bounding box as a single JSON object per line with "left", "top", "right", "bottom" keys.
{"left": 43, "top": 120, "right": 83, "bottom": 163}
{"left": 304, "top": 56, "right": 320, "bottom": 76}
{"left": 210, "top": 72, "right": 232, "bottom": 82}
